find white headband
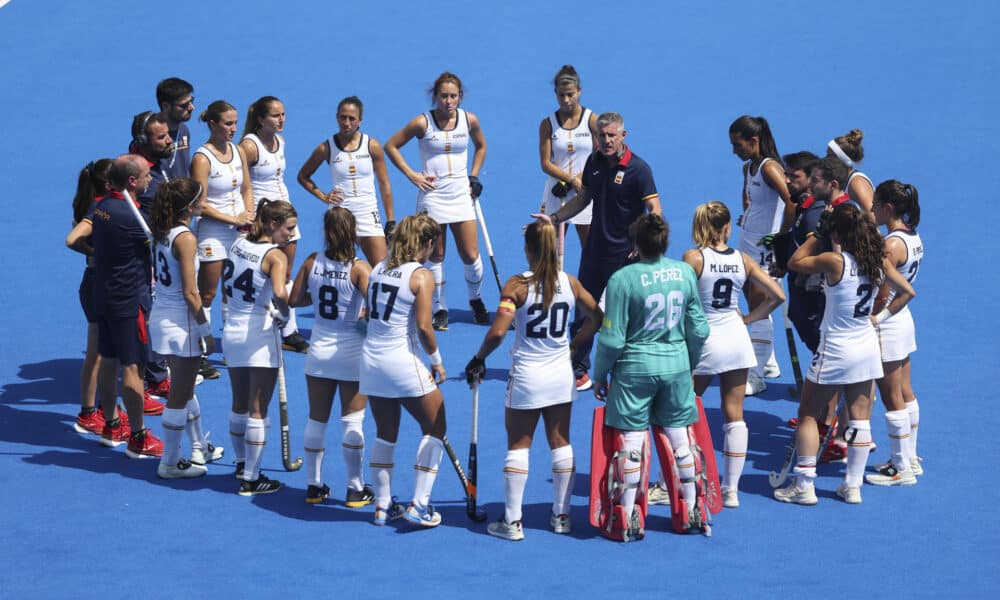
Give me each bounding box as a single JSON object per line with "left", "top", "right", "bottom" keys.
{"left": 827, "top": 140, "right": 854, "bottom": 167}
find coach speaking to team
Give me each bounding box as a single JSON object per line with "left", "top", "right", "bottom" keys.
{"left": 535, "top": 111, "right": 661, "bottom": 391}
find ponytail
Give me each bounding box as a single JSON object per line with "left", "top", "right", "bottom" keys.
{"left": 523, "top": 220, "right": 560, "bottom": 309}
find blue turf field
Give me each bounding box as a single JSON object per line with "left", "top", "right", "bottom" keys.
{"left": 1, "top": 1, "right": 998, "bottom": 597}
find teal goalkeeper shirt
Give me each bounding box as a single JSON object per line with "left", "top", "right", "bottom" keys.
{"left": 592, "top": 256, "right": 709, "bottom": 383}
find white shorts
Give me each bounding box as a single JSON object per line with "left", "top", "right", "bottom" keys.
{"left": 341, "top": 196, "right": 385, "bottom": 238}
{"left": 358, "top": 342, "right": 436, "bottom": 398}
{"left": 505, "top": 356, "right": 576, "bottom": 410}
{"left": 693, "top": 312, "right": 756, "bottom": 375}
{"left": 149, "top": 304, "right": 201, "bottom": 358}
{"left": 807, "top": 327, "right": 883, "bottom": 385}
{"left": 542, "top": 177, "right": 592, "bottom": 226}
{"left": 877, "top": 308, "right": 916, "bottom": 363}
{"left": 739, "top": 232, "right": 773, "bottom": 272}
{"left": 416, "top": 176, "right": 475, "bottom": 224}
{"left": 304, "top": 327, "right": 364, "bottom": 381}
{"left": 222, "top": 312, "right": 280, "bottom": 368}
{"left": 196, "top": 218, "right": 242, "bottom": 263}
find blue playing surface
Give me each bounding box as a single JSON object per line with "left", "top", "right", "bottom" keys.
{"left": 1, "top": 1, "right": 997, "bottom": 598}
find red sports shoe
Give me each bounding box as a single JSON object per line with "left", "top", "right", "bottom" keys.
{"left": 143, "top": 391, "right": 165, "bottom": 416}
{"left": 100, "top": 418, "right": 132, "bottom": 448}
{"left": 145, "top": 378, "right": 171, "bottom": 401}
{"left": 125, "top": 429, "right": 164, "bottom": 459}
{"left": 575, "top": 373, "right": 593, "bottom": 392}
{"left": 74, "top": 409, "right": 105, "bottom": 435}
{"left": 787, "top": 417, "right": 799, "bottom": 428}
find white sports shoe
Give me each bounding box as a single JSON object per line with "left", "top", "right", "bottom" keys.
{"left": 722, "top": 488, "right": 739, "bottom": 508}
{"left": 488, "top": 518, "right": 524, "bottom": 541}
{"left": 191, "top": 440, "right": 225, "bottom": 466}
{"left": 764, "top": 359, "right": 781, "bottom": 379}
{"left": 911, "top": 456, "right": 924, "bottom": 477}
{"left": 836, "top": 483, "right": 862, "bottom": 504}
{"left": 403, "top": 504, "right": 442, "bottom": 528}
{"left": 745, "top": 375, "right": 767, "bottom": 396}
{"left": 865, "top": 463, "right": 917, "bottom": 486}
{"left": 647, "top": 482, "right": 671, "bottom": 505}
{"left": 774, "top": 482, "right": 818, "bottom": 505}
{"left": 550, "top": 513, "right": 571, "bottom": 534}
{"left": 157, "top": 459, "right": 208, "bottom": 479}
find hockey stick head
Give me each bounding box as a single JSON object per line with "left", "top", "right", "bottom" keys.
{"left": 468, "top": 507, "right": 488, "bottom": 522}
{"left": 284, "top": 457, "right": 303, "bottom": 471}
{"left": 768, "top": 470, "right": 788, "bottom": 488}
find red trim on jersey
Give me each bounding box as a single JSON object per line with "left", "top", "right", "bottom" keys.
{"left": 831, "top": 193, "right": 851, "bottom": 206}
{"left": 799, "top": 194, "right": 817, "bottom": 209}
{"left": 616, "top": 145, "right": 634, "bottom": 167}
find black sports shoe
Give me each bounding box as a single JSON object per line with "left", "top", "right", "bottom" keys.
{"left": 432, "top": 310, "right": 449, "bottom": 331}
{"left": 345, "top": 484, "right": 376, "bottom": 508}
{"left": 238, "top": 473, "right": 282, "bottom": 496}
{"left": 282, "top": 332, "right": 309, "bottom": 353}
{"left": 199, "top": 357, "right": 221, "bottom": 380}
{"left": 470, "top": 299, "right": 490, "bottom": 325}
{"left": 234, "top": 461, "right": 245, "bottom": 479}
{"left": 305, "top": 483, "right": 331, "bottom": 505}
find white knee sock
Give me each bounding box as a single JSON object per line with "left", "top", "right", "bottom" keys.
{"left": 722, "top": 421, "right": 748, "bottom": 491}
{"left": 160, "top": 407, "right": 186, "bottom": 466}
{"left": 229, "top": 411, "right": 248, "bottom": 462}
{"left": 185, "top": 395, "right": 206, "bottom": 451}
{"left": 666, "top": 427, "right": 696, "bottom": 509}
{"left": 619, "top": 431, "right": 646, "bottom": 519}
{"left": 282, "top": 281, "right": 298, "bottom": 337}
{"left": 303, "top": 418, "right": 327, "bottom": 488}
{"left": 793, "top": 455, "right": 817, "bottom": 490}
{"left": 370, "top": 438, "right": 395, "bottom": 509}
{"left": 243, "top": 417, "right": 267, "bottom": 481}
{"left": 844, "top": 419, "right": 872, "bottom": 488}
{"left": 464, "top": 255, "right": 483, "bottom": 301}
{"left": 341, "top": 410, "right": 365, "bottom": 491}
{"left": 748, "top": 315, "right": 773, "bottom": 379}
{"left": 884, "top": 409, "right": 911, "bottom": 471}
{"left": 412, "top": 435, "right": 444, "bottom": 511}
{"left": 425, "top": 260, "right": 446, "bottom": 313}
{"left": 906, "top": 399, "right": 920, "bottom": 459}
{"left": 550, "top": 445, "right": 574, "bottom": 517}
{"left": 503, "top": 448, "right": 529, "bottom": 524}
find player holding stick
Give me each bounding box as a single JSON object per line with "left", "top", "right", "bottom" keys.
{"left": 289, "top": 207, "right": 376, "bottom": 506}
{"left": 222, "top": 199, "right": 297, "bottom": 496}
{"left": 384, "top": 72, "right": 489, "bottom": 330}
{"left": 464, "top": 219, "right": 601, "bottom": 541}
{"left": 360, "top": 214, "right": 449, "bottom": 528}
{"left": 684, "top": 201, "right": 785, "bottom": 508}
{"left": 775, "top": 202, "right": 914, "bottom": 505}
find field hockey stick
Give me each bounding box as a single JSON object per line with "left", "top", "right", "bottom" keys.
{"left": 467, "top": 382, "right": 481, "bottom": 521}
{"left": 769, "top": 439, "right": 797, "bottom": 488}
{"left": 781, "top": 296, "right": 804, "bottom": 397}
{"left": 442, "top": 436, "right": 488, "bottom": 522}
{"left": 769, "top": 394, "right": 847, "bottom": 488}
{"left": 472, "top": 196, "right": 503, "bottom": 293}
{"left": 121, "top": 189, "right": 153, "bottom": 242}
{"left": 557, "top": 219, "right": 566, "bottom": 270}
{"left": 272, "top": 326, "right": 302, "bottom": 471}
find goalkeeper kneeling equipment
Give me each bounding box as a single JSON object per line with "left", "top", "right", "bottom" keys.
{"left": 652, "top": 424, "right": 712, "bottom": 536}
{"left": 589, "top": 407, "right": 650, "bottom": 542}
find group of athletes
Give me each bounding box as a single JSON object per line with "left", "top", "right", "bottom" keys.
{"left": 67, "top": 65, "right": 924, "bottom": 538}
